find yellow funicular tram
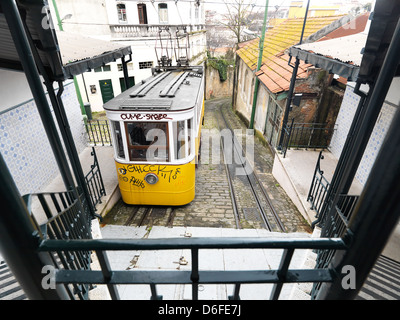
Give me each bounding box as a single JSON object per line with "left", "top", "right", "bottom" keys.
{"left": 104, "top": 28, "right": 204, "bottom": 205}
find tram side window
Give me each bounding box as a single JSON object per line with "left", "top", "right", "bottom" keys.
{"left": 174, "top": 120, "right": 186, "bottom": 160}
{"left": 173, "top": 119, "right": 193, "bottom": 160}
{"left": 112, "top": 121, "right": 125, "bottom": 159}
{"left": 187, "top": 118, "right": 192, "bottom": 157}
{"left": 125, "top": 122, "right": 169, "bottom": 162}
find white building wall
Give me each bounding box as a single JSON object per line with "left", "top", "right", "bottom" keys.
{"left": 49, "top": 0, "right": 206, "bottom": 112}
{"left": 0, "top": 70, "right": 87, "bottom": 195}
{"left": 105, "top": 0, "right": 205, "bottom": 26}
{"left": 329, "top": 79, "right": 399, "bottom": 187}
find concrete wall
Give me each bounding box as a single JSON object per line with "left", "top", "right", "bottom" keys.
{"left": 0, "top": 69, "right": 43, "bottom": 113}
{"left": 205, "top": 64, "right": 234, "bottom": 100}
{"left": 48, "top": 0, "right": 111, "bottom": 36}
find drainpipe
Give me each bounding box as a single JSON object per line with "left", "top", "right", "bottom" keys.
{"left": 277, "top": 0, "right": 310, "bottom": 149}
{"left": 2, "top": 0, "right": 76, "bottom": 193}
{"left": 51, "top": 0, "right": 86, "bottom": 116}
{"left": 51, "top": 0, "right": 63, "bottom": 31}
{"left": 249, "top": 0, "right": 269, "bottom": 130}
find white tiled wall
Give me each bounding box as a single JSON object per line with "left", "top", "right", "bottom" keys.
{"left": 329, "top": 84, "right": 396, "bottom": 187}
{"left": 0, "top": 81, "right": 88, "bottom": 195}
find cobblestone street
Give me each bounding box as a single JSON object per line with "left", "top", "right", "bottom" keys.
{"left": 103, "top": 98, "right": 311, "bottom": 234}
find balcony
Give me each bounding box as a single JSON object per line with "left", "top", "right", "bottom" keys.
{"left": 110, "top": 24, "right": 206, "bottom": 39}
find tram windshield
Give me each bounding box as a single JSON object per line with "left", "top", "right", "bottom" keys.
{"left": 125, "top": 122, "right": 169, "bottom": 161}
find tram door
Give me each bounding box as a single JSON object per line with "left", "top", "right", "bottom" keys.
{"left": 99, "top": 79, "right": 114, "bottom": 104}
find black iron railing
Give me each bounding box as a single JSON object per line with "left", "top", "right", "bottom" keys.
{"left": 84, "top": 147, "right": 106, "bottom": 211}
{"left": 24, "top": 191, "right": 93, "bottom": 299}
{"left": 37, "top": 236, "right": 347, "bottom": 300}
{"left": 281, "top": 120, "right": 336, "bottom": 158}
{"left": 85, "top": 120, "right": 112, "bottom": 146}
{"left": 306, "top": 152, "right": 360, "bottom": 299}
{"left": 307, "top": 151, "right": 331, "bottom": 218}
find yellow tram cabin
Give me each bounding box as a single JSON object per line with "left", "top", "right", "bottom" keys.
{"left": 103, "top": 66, "right": 204, "bottom": 206}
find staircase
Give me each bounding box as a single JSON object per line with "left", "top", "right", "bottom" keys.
{"left": 0, "top": 260, "right": 27, "bottom": 300}
{"left": 357, "top": 255, "right": 400, "bottom": 300}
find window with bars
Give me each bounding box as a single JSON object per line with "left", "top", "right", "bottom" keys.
{"left": 139, "top": 61, "right": 153, "bottom": 69}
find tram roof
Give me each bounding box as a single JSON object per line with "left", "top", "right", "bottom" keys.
{"left": 103, "top": 67, "right": 204, "bottom": 112}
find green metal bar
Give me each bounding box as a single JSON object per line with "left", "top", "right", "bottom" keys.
{"left": 54, "top": 269, "right": 334, "bottom": 285}
{"left": 52, "top": 0, "right": 86, "bottom": 116}
{"left": 249, "top": 0, "right": 269, "bottom": 130}
{"left": 73, "top": 76, "right": 86, "bottom": 116}
{"left": 51, "top": 0, "right": 63, "bottom": 31}
{"left": 39, "top": 237, "right": 347, "bottom": 251}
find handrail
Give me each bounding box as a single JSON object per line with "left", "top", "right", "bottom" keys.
{"left": 38, "top": 236, "right": 347, "bottom": 300}
{"left": 38, "top": 236, "right": 346, "bottom": 251}
{"left": 281, "top": 121, "right": 336, "bottom": 158}
{"left": 84, "top": 147, "right": 106, "bottom": 211}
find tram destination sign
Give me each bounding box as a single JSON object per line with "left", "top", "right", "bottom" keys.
{"left": 120, "top": 113, "right": 173, "bottom": 121}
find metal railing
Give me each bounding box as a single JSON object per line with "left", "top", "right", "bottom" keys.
{"left": 110, "top": 24, "right": 206, "bottom": 38}
{"left": 84, "top": 147, "right": 106, "bottom": 211}
{"left": 307, "top": 151, "right": 331, "bottom": 218}
{"left": 24, "top": 191, "right": 93, "bottom": 300}
{"left": 37, "top": 236, "right": 347, "bottom": 300}
{"left": 85, "top": 120, "right": 112, "bottom": 146}
{"left": 281, "top": 120, "right": 336, "bottom": 158}
{"left": 306, "top": 152, "right": 360, "bottom": 299}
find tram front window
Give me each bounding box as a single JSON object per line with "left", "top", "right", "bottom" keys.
{"left": 126, "top": 122, "right": 169, "bottom": 161}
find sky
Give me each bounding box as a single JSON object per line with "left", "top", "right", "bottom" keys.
{"left": 205, "top": 0, "right": 374, "bottom": 13}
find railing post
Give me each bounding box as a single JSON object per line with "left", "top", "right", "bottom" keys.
{"left": 95, "top": 250, "right": 120, "bottom": 300}
{"left": 191, "top": 248, "right": 199, "bottom": 300}
{"left": 270, "top": 248, "right": 294, "bottom": 300}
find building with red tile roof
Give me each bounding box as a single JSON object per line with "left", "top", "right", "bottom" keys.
{"left": 232, "top": 13, "right": 369, "bottom": 150}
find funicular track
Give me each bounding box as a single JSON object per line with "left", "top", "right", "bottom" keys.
{"left": 110, "top": 204, "right": 176, "bottom": 228}
{"left": 216, "top": 107, "right": 286, "bottom": 232}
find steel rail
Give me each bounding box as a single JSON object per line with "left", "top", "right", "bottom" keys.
{"left": 219, "top": 109, "right": 285, "bottom": 232}
{"left": 124, "top": 206, "right": 140, "bottom": 226}
{"left": 215, "top": 110, "right": 242, "bottom": 229}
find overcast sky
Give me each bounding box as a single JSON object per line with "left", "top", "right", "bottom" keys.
{"left": 206, "top": 0, "right": 374, "bottom": 13}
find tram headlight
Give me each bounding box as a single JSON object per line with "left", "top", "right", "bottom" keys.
{"left": 144, "top": 173, "right": 159, "bottom": 185}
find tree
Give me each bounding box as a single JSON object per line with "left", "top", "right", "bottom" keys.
{"left": 220, "top": 0, "right": 257, "bottom": 47}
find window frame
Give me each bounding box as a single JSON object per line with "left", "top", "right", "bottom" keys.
{"left": 117, "top": 3, "right": 127, "bottom": 22}
{"left": 158, "top": 3, "right": 168, "bottom": 24}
